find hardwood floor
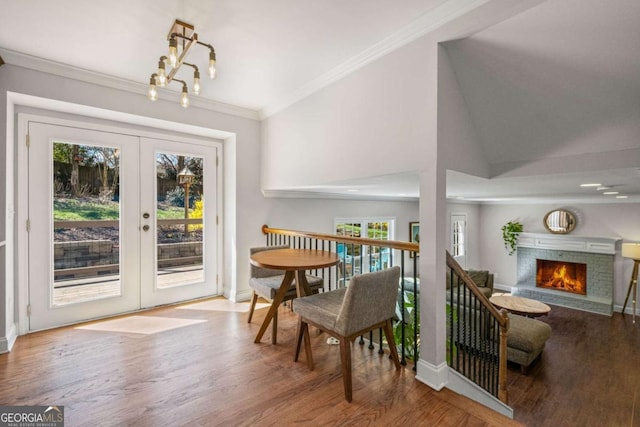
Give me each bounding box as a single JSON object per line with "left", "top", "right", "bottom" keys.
{"left": 505, "top": 305, "right": 640, "bottom": 427}
{"left": 1, "top": 300, "right": 636, "bottom": 426}
{"left": 0, "top": 299, "right": 519, "bottom": 427}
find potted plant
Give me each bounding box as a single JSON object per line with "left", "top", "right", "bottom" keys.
{"left": 501, "top": 220, "right": 523, "bottom": 255}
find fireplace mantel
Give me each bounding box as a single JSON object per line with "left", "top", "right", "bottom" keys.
{"left": 517, "top": 233, "right": 620, "bottom": 255}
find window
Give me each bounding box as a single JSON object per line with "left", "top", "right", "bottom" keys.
{"left": 335, "top": 217, "right": 395, "bottom": 282}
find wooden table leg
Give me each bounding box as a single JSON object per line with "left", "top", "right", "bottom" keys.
{"left": 255, "top": 270, "right": 295, "bottom": 343}
{"left": 295, "top": 270, "right": 312, "bottom": 297}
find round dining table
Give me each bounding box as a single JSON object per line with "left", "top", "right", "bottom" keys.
{"left": 250, "top": 248, "right": 340, "bottom": 343}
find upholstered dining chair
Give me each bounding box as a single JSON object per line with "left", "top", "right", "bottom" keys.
{"left": 293, "top": 266, "right": 401, "bottom": 402}
{"left": 247, "top": 245, "right": 324, "bottom": 344}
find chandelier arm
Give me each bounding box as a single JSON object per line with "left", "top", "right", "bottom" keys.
{"left": 171, "top": 78, "right": 187, "bottom": 88}
{"left": 196, "top": 41, "right": 215, "bottom": 53}
{"left": 183, "top": 62, "right": 199, "bottom": 72}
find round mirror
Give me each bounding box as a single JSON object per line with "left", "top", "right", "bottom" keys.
{"left": 543, "top": 209, "right": 577, "bottom": 234}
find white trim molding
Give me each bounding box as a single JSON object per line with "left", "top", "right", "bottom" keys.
{"left": 447, "top": 370, "right": 513, "bottom": 419}
{"left": 0, "top": 48, "right": 260, "bottom": 121}
{"left": 415, "top": 358, "right": 448, "bottom": 391}
{"left": 260, "top": 0, "right": 491, "bottom": 119}
{"left": 0, "top": 323, "right": 17, "bottom": 354}
{"left": 517, "top": 233, "right": 620, "bottom": 255}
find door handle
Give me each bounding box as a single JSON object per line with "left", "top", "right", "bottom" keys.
{"left": 142, "top": 225, "right": 150, "bottom": 232}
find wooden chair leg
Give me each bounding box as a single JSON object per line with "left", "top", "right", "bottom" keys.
{"left": 339, "top": 336, "right": 352, "bottom": 402}
{"left": 294, "top": 317, "right": 304, "bottom": 362}
{"left": 271, "top": 308, "right": 278, "bottom": 345}
{"left": 303, "top": 321, "right": 314, "bottom": 370}
{"left": 383, "top": 319, "right": 401, "bottom": 370}
{"left": 247, "top": 291, "right": 258, "bottom": 323}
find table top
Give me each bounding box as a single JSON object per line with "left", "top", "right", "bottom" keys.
{"left": 250, "top": 248, "right": 340, "bottom": 271}
{"left": 489, "top": 294, "right": 551, "bottom": 317}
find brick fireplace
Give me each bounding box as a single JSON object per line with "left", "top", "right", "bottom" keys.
{"left": 514, "top": 233, "right": 619, "bottom": 315}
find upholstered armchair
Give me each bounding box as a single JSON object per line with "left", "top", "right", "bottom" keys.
{"left": 293, "top": 266, "right": 401, "bottom": 402}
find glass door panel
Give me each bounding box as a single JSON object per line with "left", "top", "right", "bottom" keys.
{"left": 155, "top": 153, "right": 204, "bottom": 288}
{"left": 52, "top": 142, "right": 122, "bottom": 305}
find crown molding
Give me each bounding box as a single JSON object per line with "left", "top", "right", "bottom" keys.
{"left": 259, "top": 0, "right": 490, "bottom": 119}
{"left": 0, "top": 47, "right": 260, "bottom": 121}
{"left": 262, "top": 189, "right": 418, "bottom": 202}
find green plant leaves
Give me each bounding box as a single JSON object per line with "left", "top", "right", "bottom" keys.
{"left": 501, "top": 220, "right": 523, "bottom": 255}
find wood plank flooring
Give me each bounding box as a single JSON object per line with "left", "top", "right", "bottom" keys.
{"left": 0, "top": 299, "right": 519, "bottom": 427}
{"left": 1, "top": 300, "right": 637, "bottom": 426}
{"left": 506, "top": 305, "right": 640, "bottom": 427}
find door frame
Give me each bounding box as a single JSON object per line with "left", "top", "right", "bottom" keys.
{"left": 16, "top": 113, "right": 224, "bottom": 334}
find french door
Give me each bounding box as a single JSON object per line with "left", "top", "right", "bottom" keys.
{"left": 27, "top": 121, "right": 218, "bottom": 331}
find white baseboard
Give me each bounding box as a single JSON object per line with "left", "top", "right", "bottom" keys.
{"left": 613, "top": 304, "right": 640, "bottom": 317}
{"left": 493, "top": 283, "right": 513, "bottom": 293}
{"left": 0, "top": 323, "right": 18, "bottom": 354}
{"left": 224, "top": 288, "right": 254, "bottom": 303}
{"left": 415, "top": 359, "right": 448, "bottom": 391}
{"left": 447, "top": 370, "right": 514, "bottom": 419}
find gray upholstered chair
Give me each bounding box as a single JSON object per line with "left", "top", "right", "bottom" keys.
{"left": 247, "top": 245, "right": 324, "bottom": 344}
{"left": 293, "top": 266, "right": 401, "bottom": 402}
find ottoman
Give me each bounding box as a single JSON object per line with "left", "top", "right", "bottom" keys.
{"left": 506, "top": 314, "right": 552, "bottom": 374}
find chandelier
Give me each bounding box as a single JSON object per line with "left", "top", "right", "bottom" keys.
{"left": 147, "top": 19, "right": 216, "bottom": 107}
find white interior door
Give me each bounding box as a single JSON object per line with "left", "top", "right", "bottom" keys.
{"left": 27, "top": 122, "right": 219, "bottom": 330}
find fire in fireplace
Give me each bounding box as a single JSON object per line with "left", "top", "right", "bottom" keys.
{"left": 536, "top": 259, "right": 587, "bottom": 295}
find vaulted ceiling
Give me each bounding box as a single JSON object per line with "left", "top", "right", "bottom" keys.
{"left": 445, "top": 0, "right": 640, "bottom": 203}
{"left": 1, "top": 0, "right": 639, "bottom": 203}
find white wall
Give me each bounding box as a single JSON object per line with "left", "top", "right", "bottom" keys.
{"left": 263, "top": 198, "right": 418, "bottom": 239}
{"left": 260, "top": 34, "right": 434, "bottom": 191}
{"left": 438, "top": 46, "right": 490, "bottom": 179}
{"left": 260, "top": 27, "right": 451, "bottom": 386}
{"left": 478, "top": 202, "right": 640, "bottom": 308}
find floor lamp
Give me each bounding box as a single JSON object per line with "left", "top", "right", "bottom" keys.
{"left": 622, "top": 243, "right": 640, "bottom": 323}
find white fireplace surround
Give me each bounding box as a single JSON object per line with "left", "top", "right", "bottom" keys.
{"left": 514, "top": 233, "right": 620, "bottom": 315}
{"left": 516, "top": 233, "right": 619, "bottom": 255}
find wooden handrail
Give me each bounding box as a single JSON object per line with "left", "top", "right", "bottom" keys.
{"left": 262, "top": 225, "right": 419, "bottom": 253}
{"left": 445, "top": 251, "right": 508, "bottom": 327}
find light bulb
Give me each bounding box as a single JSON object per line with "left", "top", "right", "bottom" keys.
{"left": 148, "top": 76, "right": 158, "bottom": 101}
{"left": 193, "top": 70, "right": 201, "bottom": 95}
{"left": 180, "top": 85, "right": 190, "bottom": 108}
{"left": 208, "top": 50, "right": 216, "bottom": 79}
{"left": 168, "top": 37, "right": 178, "bottom": 67}
{"left": 157, "top": 60, "right": 166, "bottom": 87}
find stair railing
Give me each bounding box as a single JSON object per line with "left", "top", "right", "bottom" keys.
{"left": 446, "top": 251, "right": 509, "bottom": 403}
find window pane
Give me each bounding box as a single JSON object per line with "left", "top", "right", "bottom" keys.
{"left": 156, "top": 153, "right": 204, "bottom": 288}
{"left": 52, "top": 142, "right": 121, "bottom": 305}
